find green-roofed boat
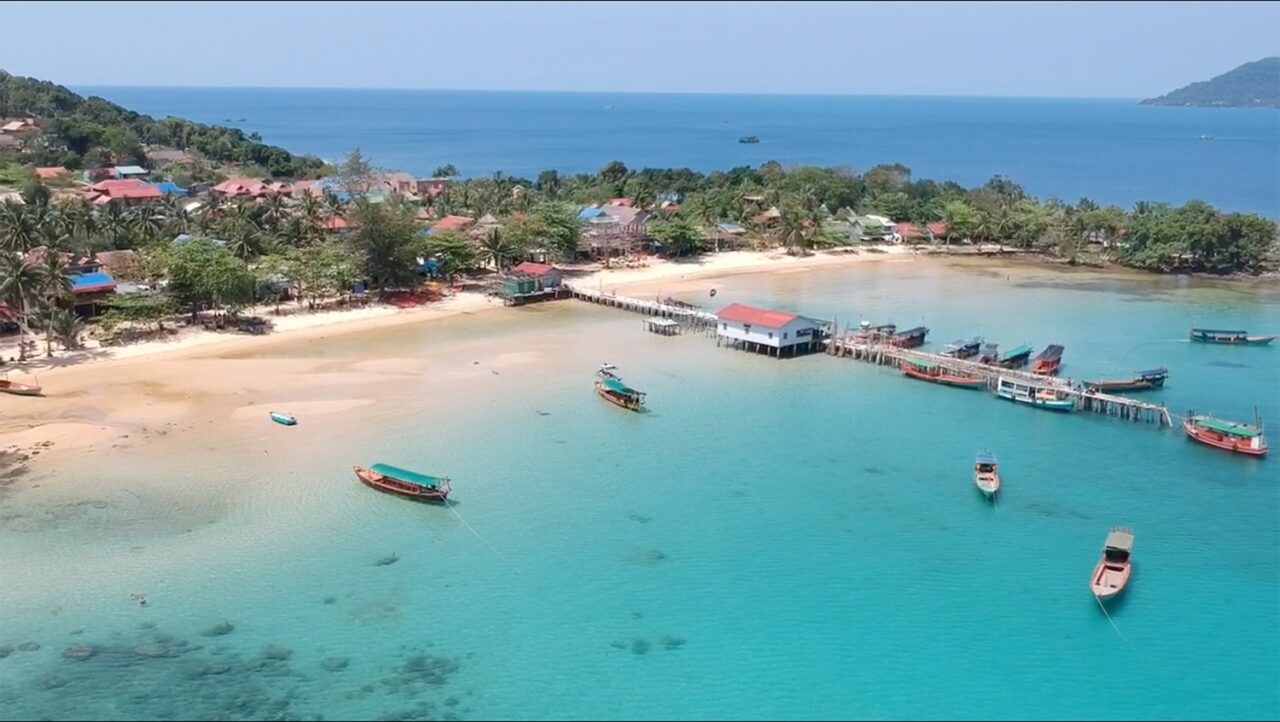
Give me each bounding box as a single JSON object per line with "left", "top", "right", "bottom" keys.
{"left": 354, "top": 463, "right": 452, "bottom": 502}
{"left": 1182, "top": 410, "right": 1268, "bottom": 457}
{"left": 1189, "top": 328, "right": 1276, "bottom": 345}
{"left": 900, "top": 358, "right": 985, "bottom": 389}
{"left": 594, "top": 374, "right": 645, "bottom": 411}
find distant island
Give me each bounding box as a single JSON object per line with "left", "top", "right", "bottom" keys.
{"left": 1141, "top": 57, "right": 1280, "bottom": 109}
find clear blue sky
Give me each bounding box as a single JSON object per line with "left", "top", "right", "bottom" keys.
{"left": 2, "top": 1, "right": 1277, "bottom": 97}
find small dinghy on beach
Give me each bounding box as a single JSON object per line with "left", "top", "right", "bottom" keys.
{"left": 269, "top": 411, "right": 297, "bottom": 426}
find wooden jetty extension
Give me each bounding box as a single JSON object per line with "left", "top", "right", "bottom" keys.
{"left": 568, "top": 286, "right": 719, "bottom": 332}
{"left": 826, "top": 336, "right": 1173, "bottom": 427}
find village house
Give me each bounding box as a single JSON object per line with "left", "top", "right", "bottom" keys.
{"left": 715, "top": 302, "right": 828, "bottom": 358}
{"left": 416, "top": 178, "right": 452, "bottom": 197}
{"left": 509, "top": 261, "right": 562, "bottom": 290}
{"left": 426, "top": 215, "right": 475, "bottom": 235}
{"left": 85, "top": 178, "right": 163, "bottom": 205}
{"left": 578, "top": 205, "right": 652, "bottom": 257}
{"left": 892, "top": 222, "right": 948, "bottom": 244}
{"left": 34, "top": 166, "right": 68, "bottom": 182}
{"left": 26, "top": 248, "right": 118, "bottom": 316}
{"left": 111, "top": 165, "right": 149, "bottom": 179}
{"left": 0, "top": 118, "right": 38, "bottom": 134}
{"left": 212, "top": 177, "right": 293, "bottom": 198}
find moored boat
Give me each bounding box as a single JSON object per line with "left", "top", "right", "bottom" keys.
{"left": 1181, "top": 410, "right": 1268, "bottom": 457}
{"left": 1189, "top": 328, "right": 1276, "bottom": 345}
{"left": 996, "top": 376, "right": 1075, "bottom": 412}
{"left": 1084, "top": 367, "right": 1168, "bottom": 392}
{"left": 941, "top": 336, "right": 983, "bottom": 359}
{"left": 996, "top": 344, "right": 1033, "bottom": 369}
{"left": 851, "top": 321, "right": 896, "bottom": 344}
{"left": 354, "top": 463, "right": 451, "bottom": 502}
{"left": 595, "top": 375, "right": 645, "bottom": 411}
{"left": 269, "top": 411, "right": 297, "bottom": 426}
{"left": 0, "top": 376, "right": 42, "bottom": 396}
{"left": 1090, "top": 527, "right": 1134, "bottom": 601}
{"left": 973, "top": 451, "right": 1000, "bottom": 499}
{"left": 900, "top": 359, "right": 985, "bottom": 389}
{"left": 1031, "top": 344, "right": 1064, "bottom": 376}
{"left": 890, "top": 326, "right": 929, "bottom": 349}
{"left": 977, "top": 342, "right": 1000, "bottom": 365}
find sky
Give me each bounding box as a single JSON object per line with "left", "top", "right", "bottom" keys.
{"left": 1, "top": 1, "right": 1277, "bottom": 98}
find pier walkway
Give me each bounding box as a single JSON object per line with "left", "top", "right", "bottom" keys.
{"left": 567, "top": 286, "right": 718, "bottom": 331}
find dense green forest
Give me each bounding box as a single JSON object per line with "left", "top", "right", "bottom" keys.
{"left": 0, "top": 71, "right": 327, "bottom": 176}
{"left": 1141, "top": 57, "right": 1280, "bottom": 109}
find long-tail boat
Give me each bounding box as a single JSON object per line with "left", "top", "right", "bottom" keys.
{"left": 1189, "top": 328, "right": 1276, "bottom": 345}
{"left": 0, "top": 375, "right": 42, "bottom": 396}
{"left": 973, "top": 451, "right": 1000, "bottom": 500}
{"left": 996, "top": 376, "right": 1075, "bottom": 412}
{"left": 890, "top": 326, "right": 929, "bottom": 348}
{"left": 595, "top": 375, "right": 645, "bottom": 411}
{"left": 941, "top": 337, "right": 983, "bottom": 359}
{"left": 1084, "top": 367, "right": 1168, "bottom": 392}
{"left": 977, "top": 343, "right": 1000, "bottom": 365}
{"left": 1030, "top": 344, "right": 1064, "bottom": 376}
{"left": 852, "top": 321, "right": 896, "bottom": 343}
{"left": 900, "top": 359, "right": 985, "bottom": 389}
{"left": 1090, "top": 527, "right": 1134, "bottom": 601}
{"left": 1182, "top": 410, "right": 1268, "bottom": 457}
{"left": 997, "top": 344, "right": 1033, "bottom": 369}
{"left": 354, "top": 463, "right": 452, "bottom": 502}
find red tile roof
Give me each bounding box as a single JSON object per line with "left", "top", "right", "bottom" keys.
{"left": 927, "top": 221, "right": 948, "bottom": 237}
{"left": 321, "top": 216, "right": 349, "bottom": 231}
{"left": 511, "top": 261, "right": 555, "bottom": 277}
{"left": 608, "top": 197, "right": 634, "bottom": 207}
{"left": 432, "top": 215, "right": 474, "bottom": 230}
{"left": 35, "top": 166, "right": 68, "bottom": 180}
{"left": 717, "top": 302, "right": 799, "bottom": 328}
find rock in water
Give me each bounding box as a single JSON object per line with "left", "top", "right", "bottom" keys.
{"left": 63, "top": 645, "right": 96, "bottom": 660}
{"left": 661, "top": 635, "right": 686, "bottom": 650}
{"left": 375, "top": 554, "right": 399, "bottom": 567}
{"left": 200, "top": 621, "right": 234, "bottom": 637}
{"left": 0, "top": 645, "right": 14, "bottom": 658}
{"left": 321, "top": 656, "right": 349, "bottom": 672}
{"left": 263, "top": 645, "right": 293, "bottom": 661}
{"left": 17, "top": 642, "right": 40, "bottom": 653}
{"left": 630, "top": 639, "right": 650, "bottom": 656}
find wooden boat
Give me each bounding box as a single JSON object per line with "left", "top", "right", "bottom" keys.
{"left": 1189, "top": 328, "right": 1276, "bottom": 345}
{"left": 1030, "top": 344, "right": 1064, "bottom": 376}
{"left": 851, "top": 321, "right": 896, "bottom": 343}
{"left": 973, "top": 451, "right": 1000, "bottom": 499}
{"left": 1090, "top": 527, "right": 1134, "bottom": 601}
{"left": 738, "top": 136, "right": 760, "bottom": 144}
{"left": 1182, "top": 410, "right": 1268, "bottom": 457}
{"left": 996, "top": 344, "right": 1033, "bottom": 369}
{"left": 354, "top": 463, "right": 451, "bottom": 502}
{"left": 940, "top": 336, "right": 983, "bottom": 359}
{"left": 0, "top": 376, "right": 42, "bottom": 396}
{"left": 889, "top": 326, "right": 929, "bottom": 349}
{"left": 996, "top": 376, "right": 1075, "bottom": 412}
{"left": 977, "top": 342, "right": 1000, "bottom": 365}
{"left": 269, "top": 411, "right": 297, "bottom": 426}
{"left": 595, "top": 376, "right": 645, "bottom": 411}
{"left": 1084, "top": 367, "right": 1168, "bottom": 392}
{"left": 900, "top": 359, "right": 985, "bottom": 389}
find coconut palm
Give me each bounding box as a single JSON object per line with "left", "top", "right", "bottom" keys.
{"left": 0, "top": 204, "right": 41, "bottom": 253}
{"left": 99, "top": 202, "right": 134, "bottom": 249}
{"left": 130, "top": 206, "right": 166, "bottom": 244}
{"left": 479, "top": 227, "right": 516, "bottom": 272}
{"left": 261, "top": 193, "right": 288, "bottom": 233}
{"left": 0, "top": 252, "right": 44, "bottom": 361}
{"left": 50, "top": 307, "right": 85, "bottom": 351}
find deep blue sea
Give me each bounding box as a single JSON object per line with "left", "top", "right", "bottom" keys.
{"left": 1, "top": 259, "right": 1277, "bottom": 720}
{"left": 80, "top": 87, "right": 1280, "bottom": 215}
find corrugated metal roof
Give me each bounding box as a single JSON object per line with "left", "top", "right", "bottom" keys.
{"left": 70, "top": 271, "right": 117, "bottom": 294}
{"left": 717, "top": 302, "right": 799, "bottom": 328}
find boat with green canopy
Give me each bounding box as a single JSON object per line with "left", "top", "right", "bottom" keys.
{"left": 354, "top": 463, "right": 452, "bottom": 502}
{"left": 1189, "top": 328, "right": 1276, "bottom": 345}
{"left": 899, "top": 358, "right": 985, "bottom": 389}
{"left": 996, "top": 344, "right": 1033, "bottom": 369}
{"left": 1182, "top": 410, "right": 1268, "bottom": 457}
{"left": 594, "top": 374, "right": 645, "bottom": 411}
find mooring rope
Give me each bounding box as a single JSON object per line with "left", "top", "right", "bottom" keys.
{"left": 442, "top": 497, "right": 510, "bottom": 564}
{"left": 1093, "top": 593, "right": 1130, "bottom": 644}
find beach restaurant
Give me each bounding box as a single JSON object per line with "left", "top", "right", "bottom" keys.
{"left": 715, "top": 302, "right": 828, "bottom": 358}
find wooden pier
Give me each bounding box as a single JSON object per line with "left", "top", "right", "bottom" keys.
{"left": 826, "top": 336, "right": 1173, "bottom": 427}
{"left": 567, "top": 286, "right": 718, "bottom": 332}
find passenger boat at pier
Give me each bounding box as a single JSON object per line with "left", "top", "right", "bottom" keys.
{"left": 1181, "top": 411, "right": 1268, "bottom": 457}
{"left": 1189, "top": 328, "right": 1275, "bottom": 345}
{"left": 995, "top": 376, "right": 1075, "bottom": 412}
{"left": 973, "top": 451, "right": 1000, "bottom": 500}
{"left": 889, "top": 326, "right": 929, "bottom": 348}
{"left": 940, "top": 337, "right": 983, "bottom": 359}
{"left": 594, "top": 367, "right": 646, "bottom": 412}
{"left": 1090, "top": 527, "right": 1134, "bottom": 601}
{"left": 977, "top": 343, "right": 1000, "bottom": 364}
{"left": 996, "top": 344, "right": 1033, "bottom": 369}
{"left": 851, "top": 321, "right": 897, "bottom": 343}
{"left": 354, "top": 463, "right": 452, "bottom": 502}
{"left": 1084, "top": 367, "right": 1168, "bottom": 392}
{"left": 1030, "top": 344, "right": 1064, "bottom": 376}
{"left": 900, "top": 359, "right": 985, "bottom": 389}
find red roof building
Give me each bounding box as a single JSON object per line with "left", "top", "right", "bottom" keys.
{"left": 717, "top": 302, "right": 799, "bottom": 328}
{"left": 320, "top": 216, "right": 349, "bottom": 231}
{"left": 715, "top": 302, "right": 826, "bottom": 357}
{"left": 432, "top": 215, "right": 475, "bottom": 230}
{"left": 511, "top": 261, "right": 555, "bottom": 277}
{"left": 35, "top": 166, "right": 68, "bottom": 181}
{"left": 85, "top": 179, "right": 162, "bottom": 204}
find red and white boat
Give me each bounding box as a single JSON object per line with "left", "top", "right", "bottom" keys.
{"left": 973, "top": 452, "right": 1000, "bottom": 500}
{"left": 1182, "top": 411, "right": 1268, "bottom": 457}
{"left": 1090, "top": 527, "right": 1134, "bottom": 601}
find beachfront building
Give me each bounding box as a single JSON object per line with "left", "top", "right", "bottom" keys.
{"left": 853, "top": 215, "right": 895, "bottom": 242}
{"left": 510, "top": 261, "right": 562, "bottom": 289}
{"left": 578, "top": 205, "right": 652, "bottom": 258}
{"left": 85, "top": 179, "right": 163, "bottom": 205}
{"left": 715, "top": 302, "right": 828, "bottom": 358}
{"left": 892, "top": 221, "right": 948, "bottom": 244}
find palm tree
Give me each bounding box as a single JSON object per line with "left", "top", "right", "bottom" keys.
{"left": 479, "top": 227, "right": 516, "bottom": 272}
{"left": 50, "top": 308, "right": 85, "bottom": 351}
{"left": 35, "top": 250, "right": 72, "bottom": 356}
{"left": 99, "top": 202, "right": 133, "bottom": 249}
{"left": 261, "top": 193, "right": 288, "bottom": 233}
{"left": 0, "top": 252, "right": 44, "bottom": 361}
{"left": 0, "top": 204, "right": 41, "bottom": 253}
{"left": 130, "top": 206, "right": 166, "bottom": 244}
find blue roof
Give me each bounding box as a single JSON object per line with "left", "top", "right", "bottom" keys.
{"left": 153, "top": 181, "right": 187, "bottom": 195}
{"left": 578, "top": 207, "right": 606, "bottom": 220}
{"left": 70, "top": 271, "right": 116, "bottom": 292}
{"left": 174, "top": 234, "right": 227, "bottom": 247}
{"left": 975, "top": 452, "right": 998, "bottom": 464}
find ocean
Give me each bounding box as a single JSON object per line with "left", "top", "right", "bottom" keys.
{"left": 79, "top": 87, "right": 1280, "bottom": 216}
{"left": 0, "top": 259, "right": 1277, "bottom": 720}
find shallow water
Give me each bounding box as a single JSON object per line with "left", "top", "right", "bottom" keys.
{"left": 1, "top": 262, "right": 1277, "bottom": 720}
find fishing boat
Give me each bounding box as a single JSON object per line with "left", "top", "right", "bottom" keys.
{"left": 996, "top": 344, "right": 1033, "bottom": 369}
{"left": 1031, "top": 344, "right": 1064, "bottom": 376}
{"left": 594, "top": 375, "right": 645, "bottom": 411}
{"left": 1084, "top": 367, "right": 1168, "bottom": 392}
{"left": 268, "top": 411, "right": 297, "bottom": 426}
{"left": 851, "top": 321, "right": 896, "bottom": 343}
{"left": 940, "top": 336, "right": 983, "bottom": 359}
{"left": 995, "top": 377, "right": 1075, "bottom": 412}
{"left": 977, "top": 343, "right": 1000, "bottom": 365}
{"left": 0, "top": 374, "right": 41, "bottom": 396}
{"left": 889, "top": 326, "right": 929, "bottom": 349}
{"left": 354, "top": 463, "right": 451, "bottom": 502}
{"left": 1090, "top": 527, "right": 1134, "bottom": 601}
{"left": 1189, "top": 328, "right": 1276, "bottom": 345}
{"left": 1182, "top": 410, "right": 1268, "bottom": 457}
{"left": 738, "top": 136, "right": 760, "bottom": 144}
{"left": 973, "top": 451, "right": 1000, "bottom": 499}
{"left": 900, "top": 359, "right": 985, "bottom": 389}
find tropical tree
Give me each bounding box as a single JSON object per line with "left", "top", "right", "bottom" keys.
{"left": 0, "top": 204, "right": 41, "bottom": 253}
{"left": 648, "top": 217, "right": 705, "bottom": 257}
{"left": 50, "top": 308, "right": 85, "bottom": 350}
{"left": 0, "top": 252, "right": 43, "bottom": 360}
{"left": 420, "top": 229, "right": 480, "bottom": 279}
{"left": 531, "top": 202, "right": 581, "bottom": 260}
{"left": 35, "top": 250, "right": 73, "bottom": 356}
{"left": 167, "top": 236, "right": 256, "bottom": 319}
{"left": 478, "top": 226, "right": 518, "bottom": 272}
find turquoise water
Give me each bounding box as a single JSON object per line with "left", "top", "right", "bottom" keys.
{"left": 1, "top": 261, "right": 1278, "bottom": 720}
{"left": 80, "top": 87, "right": 1280, "bottom": 215}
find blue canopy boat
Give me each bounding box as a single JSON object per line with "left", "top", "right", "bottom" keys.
{"left": 354, "top": 463, "right": 452, "bottom": 502}
{"left": 269, "top": 411, "right": 297, "bottom": 426}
